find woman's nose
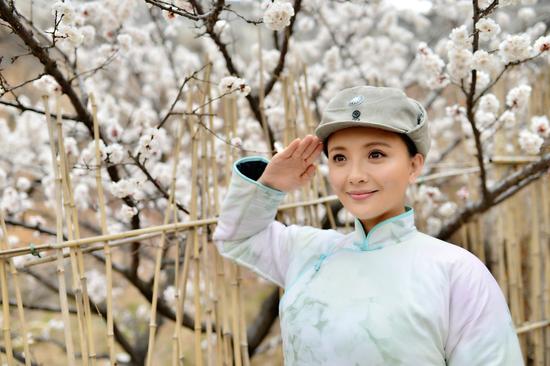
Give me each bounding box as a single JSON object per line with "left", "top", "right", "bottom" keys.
{"left": 348, "top": 161, "right": 368, "bottom": 184}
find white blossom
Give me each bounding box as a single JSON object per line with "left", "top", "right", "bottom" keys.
{"left": 136, "top": 128, "right": 164, "bottom": 159}
{"left": 476, "top": 111, "right": 495, "bottom": 126}
{"left": 27, "top": 215, "right": 46, "bottom": 227}
{"left": 230, "top": 137, "right": 242, "bottom": 147}
{"left": 80, "top": 25, "right": 96, "bottom": 44}
{"left": 105, "top": 143, "right": 124, "bottom": 164}
{"left": 16, "top": 177, "right": 31, "bottom": 192}
{"left": 447, "top": 48, "right": 473, "bottom": 80}
{"left": 274, "top": 141, "right": 285, "bottom": 154}
{"left": 478, "top": 93, "right": 500, "bottom": 114}
{"left": 446, "top": 104, "right": 469, "bottom": 125}
{"left": 33, "top": 75, "right": 61, "bottom": 96}
{"left": 449, "top": 25, "right": 470, "bottom": 49}
{"left": 438, "top": 201, "right": 457, "bottom": 218}
{"left": 52, "top": 1, "right": 76, "bottom": 24}
{"left": 118, "top": 204, "right": 138, "bottom": 222}
{"left": 64, "top": 136, "right": 79, "bottom": 158}
{"left": 533, "top": 35, "right": 550, "bottom": 53}
{"left": 518, "top": 8, "right": 536, "bottom": 23}
{"left": 1, "top": 187, "right": 21, "bottom": 214}
{"left": 499, "top": 110, "right": 516, "bottom": 129}
{"left": 499, "top": 34, "right": 532, "bottom": 63}
{"left": 506, "top": 85, "right": 531, "bottom": 110}
{"left": 110, "top": 178, "right": 140, "bottom": 198}
{"left": 59, "top": 25, "right": 84, "bottom": 47}
{"left": 456, "top": 186, "right": 470, "bottom": 201}
{"left": 477, "top": 0, "right": 493, "bottom": 9}
{"left": 427, "top": 217, "right": 442, "bottom": 235}
{"left": 85, "top": 269, "right": 106, "bottom": 303}
{"left": 163, "top": 285, "right": 178, "bottom": 305}
{"left": 218, "top": 76, "right": 251, "bottom": 96}
{"left": 263, "top": 1, "right": 295, "bottom": 31}
{"left": 518, "top": 130, "right": 543, "bottom": 154}
{"left": 530, "top": 115, "right": 549, "bottom": 138}
{"left": 472, "top": 50, "right": 498, "bottom": 73}
{"left": 116, "top": 353, "right": 131, "bottom": 363}
{"left": 73, "top": 183, "right": 90, "bottom": 210}
{"left": 417, "top": 42, "right": 448, "bottom": 89}
{"left": 117, "top": 34, "right": 132, "bottom": 52}
{"left": 323, "top": 46, "right": 341, "bottom": 72}
{"left": 48, "top": 319, "right": 65, "bottom": 331}
{"left": 476, "top": 18, "right": 500, "bottom": 41}
{"left": 417, "top": 185, "right": 443, "bottom": 202}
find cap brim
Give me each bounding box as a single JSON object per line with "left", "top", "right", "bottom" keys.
{"left": 314, "top": 120, "right": 406, "bottom": 142}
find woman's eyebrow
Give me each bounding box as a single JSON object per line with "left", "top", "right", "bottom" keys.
{"left": 329, "top": 141, "right": 392, "bottom": 153}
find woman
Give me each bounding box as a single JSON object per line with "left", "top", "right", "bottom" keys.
{"left": 212, "top": 86, "right": 523, "bottom": 365}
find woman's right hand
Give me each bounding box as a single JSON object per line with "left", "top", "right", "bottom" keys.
{"left": 258, "top": 135, "right": 324, "bottom": 193}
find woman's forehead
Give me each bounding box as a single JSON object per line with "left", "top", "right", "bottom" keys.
{"left": 328, "top": 126, "right": 400, "bottom": 145}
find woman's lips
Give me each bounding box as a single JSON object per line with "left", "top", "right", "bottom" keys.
{"left": 348, "top": 191, "right": 377, "bottom": 200}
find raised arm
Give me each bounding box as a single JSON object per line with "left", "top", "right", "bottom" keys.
{"left": 212, "top": 136, "right": 329, "bottom": 287}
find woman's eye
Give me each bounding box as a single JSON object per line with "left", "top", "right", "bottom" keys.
{"left": 332, "top": 154, "right": 346, "bottom": 162}
{"left": 369, "top": 151, "right": 385, "bottom": 159}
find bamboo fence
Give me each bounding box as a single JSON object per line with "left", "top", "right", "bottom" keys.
{"left": 0, "top": 66, "right": 548, "bottom": 366}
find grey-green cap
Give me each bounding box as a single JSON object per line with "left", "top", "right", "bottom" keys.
{"left": 315, "top": 86, "right": 430, "bottom": 158}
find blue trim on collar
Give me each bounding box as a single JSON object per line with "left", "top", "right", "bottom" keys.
{"left": 353, "top": 206, "right": 416, "bottom": 251}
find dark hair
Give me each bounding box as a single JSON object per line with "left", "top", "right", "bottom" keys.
{"left": 322, "top": 132, "right": 418, "bottom": 158}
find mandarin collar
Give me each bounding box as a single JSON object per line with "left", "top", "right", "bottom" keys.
{"left": 352, "top": 206, "right": 417, "bottom": 251}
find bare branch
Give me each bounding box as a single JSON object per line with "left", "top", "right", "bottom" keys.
{"left": 437, "top": 152, "right": 550, "bottom": 240}
{"left": 0, "top": 99, "right": 80, "bottom": 121}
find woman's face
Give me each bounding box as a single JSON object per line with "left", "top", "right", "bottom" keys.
{"left": 326, "top": 126, "right": 424, "bottom": 231}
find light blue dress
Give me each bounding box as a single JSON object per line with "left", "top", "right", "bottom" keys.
{"left": 212, "top": 156, "right": 524, "bottom": 365}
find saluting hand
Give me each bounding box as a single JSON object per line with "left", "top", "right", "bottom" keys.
{"left": 258, "top": 135, "right": 324, "bottom": 193}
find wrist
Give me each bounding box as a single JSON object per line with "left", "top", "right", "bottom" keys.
{"left": 258, "top": 176, "right": 283, "bottom": 192}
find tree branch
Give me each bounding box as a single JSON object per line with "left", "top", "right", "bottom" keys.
{"left": 437, "top": 152, "right": 550, "bottom": 240}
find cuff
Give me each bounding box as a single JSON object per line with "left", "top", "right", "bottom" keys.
{"left": 233, "top": 156, "right": 286, "bottom": 196}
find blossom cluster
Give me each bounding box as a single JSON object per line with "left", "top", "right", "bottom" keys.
{"left": 263, "top": 1, "right": 295, "bottom": 31}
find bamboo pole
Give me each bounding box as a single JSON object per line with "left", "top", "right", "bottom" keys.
{"left": 0, "top": 250, "right": 14, "bottom": 365}
{"left": 145, "top": 92, "right": 186, "bottom": 366}
{"left": 229, "top": 262, "right": 242, "bottom": 366}
{"left": 90, "top": 93, "right": 116, "bottom": 365}
{"left": 257, "top": 25, "right": 272, "bottom": 158}
{"left": 228, "top": 94, "right": 243, "bottom": 366}
{"left": 171, "top": 201, "right": 181, "bottom": 366}
{"left": 296, "top": 76, "right": 319, "bottom": 225}
{"left": 1, "top": 194, "right": 345, "bottom": 260}
{"left": 56, "top": 99, "right": 91, "bottom": 365}
{"left": 0, "top": 211, "right": 31, "bottom": 366}
{"left": 237, "top": 265, "right": 250, "bottom": 366}
{"left": 44, "top": 96, "right": 76, "bottom": 366}
{"left": 529, "top": 182, "right": 544, "bottom": 366}
{"left": 205, "top": 63, "right": 224, "bottom": 366}
{"left": 198, "top": 65, "right": 216, "bottom": 366}
{"left": 540, "top": 174, "right": 550, "bottom": 363}
{"left": 190, "top": 113, "right": 204, "bottom": 366}
{"left": 215, "top": 244, "right": 231, "bottom": 366}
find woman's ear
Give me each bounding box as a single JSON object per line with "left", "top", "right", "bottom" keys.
{"left": 408, "top": 153, "right": 424, "bottom": 184}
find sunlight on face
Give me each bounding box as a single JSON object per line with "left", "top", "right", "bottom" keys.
{"left": 326, "top": 127, "right": 424, "bottom": 231}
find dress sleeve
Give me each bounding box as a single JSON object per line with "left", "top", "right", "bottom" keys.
{"left": 211, "top": 156, "right": 331, "bottom": 288}
{"left": 445, "top": 250, "right": 524, "bottom": 366}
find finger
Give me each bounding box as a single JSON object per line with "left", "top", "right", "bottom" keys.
{"left": 301, "top": 137, "right": 322, "bottom": 160}
{"left": 300, "top": 164, "right": 316, "bottom": 180}
{"left": 304, "top": 141, "right": 323, "bottom": 163}
{"left": 279, "top": 138, "right": 301, "bottom": 158}
{"left": 294, "top": 135, "right": 314, "bottom": 157}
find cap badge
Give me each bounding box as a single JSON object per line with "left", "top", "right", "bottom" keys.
{"left": 348, "top": 95, "right": 365, "bottom": 107}
{"left": 352, "top": 110, "right": 361, "bottom": 120}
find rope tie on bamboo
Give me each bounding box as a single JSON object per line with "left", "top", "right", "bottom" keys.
{"left": 29, "top": 243, "right": 42, "bottom": 258}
